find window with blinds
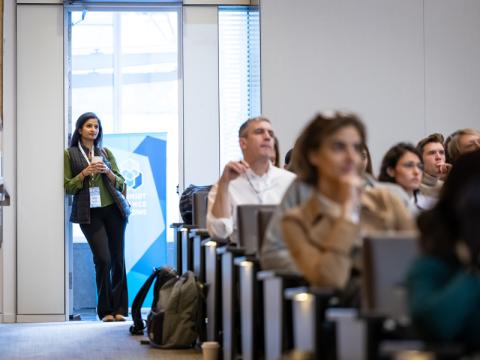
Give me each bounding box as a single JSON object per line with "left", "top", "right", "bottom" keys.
{"left": 218, "top": 6, "right": 260, "bottom": 169}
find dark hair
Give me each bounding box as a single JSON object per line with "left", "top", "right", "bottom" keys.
{"left": 416, "top": 133, "right": 444, "bottom": 155}
{"left": 238, "top": 116, "right": 271, "bottom": 138}
{"left": 418, "top": 150, "right": 480, "bottom": 261}
{"left": 291, "top": 111, "right": 366, "bottom": 186}
{"left": 378, "top": 142, "right": 422, "bottom": 183}
{"left": 362, "top": 144, "right": 374, "bottom": 176}
{"left": 284, "top": 148, "right": 293, "bottom": 166}
{"left": 69, "top": 112, "right": 103, "bottom": 148}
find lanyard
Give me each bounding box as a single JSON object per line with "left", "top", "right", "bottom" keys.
{"left": 78, "top": 144, "right": 94, "bottom": 165}
{"left": 245, "top": 171, "right": 272, "bottom": 204}
{"left": 78, "top": 145, "right": 97, "bottom": 185}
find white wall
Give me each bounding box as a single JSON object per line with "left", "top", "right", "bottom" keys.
{"left": 0, "top": 0, "right": 17, "bottom": 323}
{"left": 424, "top": 0, "right": 480, "bottom": 136}
{"left": 182, "top": 6, "right": 220, "bottom": 187}
{"left": 261, "top": 0, "right": 480, "bottom": 172}
{"left": 16, "top": 4, "right": 65, "bottom": 321}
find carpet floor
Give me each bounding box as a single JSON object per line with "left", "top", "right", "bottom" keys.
{"left": 0, "top": 321, "right": 202, "bottom": 360}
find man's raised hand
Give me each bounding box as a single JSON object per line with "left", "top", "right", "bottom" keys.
{"left": 219, "top": 160, "right": 250, "bottom": 184}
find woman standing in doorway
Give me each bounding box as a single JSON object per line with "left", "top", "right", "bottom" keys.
{"left": 64, "top": 112, "right": 130, "bottom": 322}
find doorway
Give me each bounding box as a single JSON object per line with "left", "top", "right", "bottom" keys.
{"left": 65, "top": 5, "right": 181, "bottom": 317}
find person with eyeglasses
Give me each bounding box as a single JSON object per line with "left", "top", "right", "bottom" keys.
{"left": 206, "top": 116, "right": 296, "bottom": 243}
{"left": 378, "top": 142, "right": 433, "bottom": 213}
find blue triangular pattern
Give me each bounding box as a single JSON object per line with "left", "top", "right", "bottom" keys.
{"left": 129, "top": 136, "right": 168, "bottom": 276}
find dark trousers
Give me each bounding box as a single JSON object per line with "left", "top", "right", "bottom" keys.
{"left": 80, "top": 204, "right": 128, "bottom": 319}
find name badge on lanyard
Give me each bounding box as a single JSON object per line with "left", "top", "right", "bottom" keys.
{"left": 89, "top": 187, "right": 101, "bottom": 208}
{"left": 79, "top": 145, "right": 102, "bottom": 208}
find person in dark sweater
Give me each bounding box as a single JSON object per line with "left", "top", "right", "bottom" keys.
{"left": 407, "top": 150, "right": 480, "bottom": 349}
{"left": 64, "top": 112, "right": 130, "bottom": 322}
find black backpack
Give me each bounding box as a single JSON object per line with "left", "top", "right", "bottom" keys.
{"left": 129, "top": 267, "right": 205, "bottom": 349}
{"left": 179, "top": 184, "right": 212, "bottom": 224}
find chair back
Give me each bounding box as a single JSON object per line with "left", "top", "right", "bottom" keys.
{"left": 257, "top": 209, "right": 276, "bottom": 250}
{"left": 192, "top": 190, "right": 209, "bottom": 228}
{"left": 362, "top": 233, "right": 418, "bottom": 318}
{"left": 237, "top": 204, "right": 276, "bottom": 255}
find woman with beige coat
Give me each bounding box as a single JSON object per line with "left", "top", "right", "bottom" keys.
{"left": 282, "top": 112, "right": 416, "bottom": 304}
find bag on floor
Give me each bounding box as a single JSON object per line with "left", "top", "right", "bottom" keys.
{"left": 179, "top": 184, "right": 212, "bottom": 224}
{"left": 129, "top": 267, "right": 205, "bottom": 349}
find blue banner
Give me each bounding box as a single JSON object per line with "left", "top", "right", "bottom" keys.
{"left": 103, "top": 133, "right": 167, "bottom": 307}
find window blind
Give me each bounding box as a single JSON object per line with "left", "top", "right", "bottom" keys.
{"left": 219, "top": 7, "right": 260, "bottom": 169}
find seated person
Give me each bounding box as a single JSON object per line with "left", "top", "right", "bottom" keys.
{"left": 271, "top": 136, "right": 281, "bottom": 167}
{"left": 206, "top": 116, "right": 296, "bottom": 242}
{"left": 361, "top": 143, "right": 374, "bottom": 179}
{"left": 260, "top": 178, "right": 313, "bottom": 272}
{"left": 416, "top": 133, "right": 450, "bottom": 203}
{"left": 261, "top": 131, "right": 408, "bottom": 273}
{"left": 280, "top": 111, "right": 415, "bottom": 304}
{"left": 361, "top": 144, "right": 410, "bottom": 203}
{"left": 407, "top": 150, "right": 480, "bottom": 350}
{"left": 378, "top": 142, "right": 430, "bottom": 212}
{"left": 445, "top": 128, "right": 480, "bottom": 164}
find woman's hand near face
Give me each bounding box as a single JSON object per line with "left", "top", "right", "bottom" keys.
{"left": 337, "top": 174, "right": 363, "bottom": 220}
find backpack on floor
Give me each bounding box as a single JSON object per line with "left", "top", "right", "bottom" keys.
{"left": 129, "top": 267, "right": 205, "bottom": 349}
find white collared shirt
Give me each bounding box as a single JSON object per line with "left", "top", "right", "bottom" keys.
{"left": 206, "top": 164, "right": 296, "bottom": 241}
